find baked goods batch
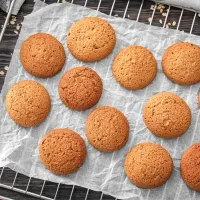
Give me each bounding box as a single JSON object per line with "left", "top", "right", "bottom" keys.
{"left": 4, "top": 16, "right": 200, "bottom": 191}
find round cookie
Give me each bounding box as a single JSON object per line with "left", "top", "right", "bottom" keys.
{"left": 112, "top": 46, "right": 157, "bottom": 90}
{"left": 6, "top": 80, "right": 51, "bottom": 127}
{"left": 86, "top": 106, "right": 129, "bottom": 152}
{"left": 67, "top": 17, "right": 116, "bottom": 62}
{"left": 143, "top": 92, "right": 191, "bottom": 138}
{"left": 20, "top": 33, "right": 66, "bottom": 78}
{"left": 181, "top": 143, "right": 200, "bottom": 191}
{"left": 39, "top": 128, "right": 86, "bottom": 175}
{"left": 125, "top": 142, "right": 173, "bottom": 189}
{"left": 58, "top": 66, "right": 102, "bottom": 111}
{"left": 162, "top": 42, "right": 200, "bottom": 85}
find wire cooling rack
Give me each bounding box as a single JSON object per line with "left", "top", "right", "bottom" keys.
{"left": 0, "top": 0, "right": 200, "bottom": 200}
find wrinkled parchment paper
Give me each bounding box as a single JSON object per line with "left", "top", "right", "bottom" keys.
{"left": 153, "top": 0, "right": 200, "bottom": 12}
{"left": 0, "top": 0, "right": 25, "bottom": 15}
{"left": 1, "top": 1, "right": 200, "bottom": 199}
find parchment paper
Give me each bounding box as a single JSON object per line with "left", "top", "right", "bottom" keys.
{"left": 0, "top": 1, "right": 200, "bottom": 199}
{"left": 0, "top": 0, "right": 25, "bottom": 15}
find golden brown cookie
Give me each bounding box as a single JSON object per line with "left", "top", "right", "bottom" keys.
{"left": 67, "top": 17, "right": 116, "bottom": 62}
{"left": 86, "top": 106, "right": 129, "bottom": 152}
{"left": 39, "top": 128, "right": 86, "bottom": 175}
{"left": 180, "top": 143, "right": 200, "bottom": 191}
{"left": 58, "top": 66, "right": 102, "bottom": 111}
{"left": 20, "top": 33, "right": 66, "bottom": 78}
{"left": 162, "top": 42, "right": 200, "bottom": 85}
{"left": 143, "top": 92, "right": 191, "bottom": 138}
{"left": 125, "top": 142, "right": 173, "bottom": 189}
{"left": 6, "top": 80, "right": 51, "bottom": 127}
{"left": 112, "top": 46, "right": 157, "bottom": 90}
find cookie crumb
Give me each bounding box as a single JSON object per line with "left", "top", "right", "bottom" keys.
{"left": 162, "top": 13, "right": 167, "bottom": 16}
{"left": 148, "top": 17, "right": 152, "bottom": 23}
{"left": 0, "top": 71, "right": 5, "bottom": 75}
{"left": 172, "top": 21, "right": 176, "bottom": 26}
{"left": 4, "top": 66, "right": 9, "bottom": 71}
{"left": 14, "top": 30, "right": 18, "bottom": 35}
{"left": 10, "top": 21, "right": 15, "bottom": 25}
{"left": 16, "top": 24, "right": 20, "bottom": 30}
{"left": 159, "top": 19, "right": 163, "bottom": 24}
{"left": 150, "top": 5, "right": 155, "bottom": 10}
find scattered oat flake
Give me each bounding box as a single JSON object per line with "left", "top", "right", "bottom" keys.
{"left": 166, "top": 24, "right": 169, "bottom": 29}
{"left": 162, "top": 13, "right": 167, "bottom": 17}
{"left": 150, "top": 5, "right": 154, "bottom": 10}
{"left": 160, "top": 9, "right": 163, "bottom": 13}
{"left": 62, "top": 0, "right": 66, "bottom": 2}
{"left": 0, "top": 71, "right": 5, "bottom": 75}
{"left": 10, "top": 21, "right": 15, "bottom": 25}
{"left": 168, "top": 22, "right": 171, "bottom": 25}
{"left": 14, "top": 30, "right": 19, "bottom": 35}
{"left": 157, "top": 6, "right": 161, "bottom": 10}
{"left": 16, "top": 24, "right": 20, "bottom": 30}
{"left": 127, "top": 14, "right": 130, "bottom": 18}
{"left": 159, "top": 19, "right": 163, "bottom": 24}
{"left": 172, "top": 21, "right": 176, "bottom": 26}
{"left": 148, "top": 17, "right": 152, "bottom": 23}
{"left": 198, "top": 13, "right": 200, "bottom": 17}
{"left": 114, "top": 14, "right": 118, "bottom": 17}
{"left": 4, "top": 66, "right": 9, "bottom": 71}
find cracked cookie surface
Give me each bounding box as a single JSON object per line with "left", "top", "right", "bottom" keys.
{"left": 125, "top": 142, "right": 173, "bottom": 188}
{"left": 39, "top": 128, "right": 86, "bottom": 175}
{"left": 181, "top": 143, "right": 200, "bottom": 192}
{"left": 6, "top": 80, "right": 51, "bottom": 127}
{"left": 143, "top": 92, "right": 191, "bottom": 138}
{"left": 86, "top": 106, "right": 129, "bottom": 152}
{"left": 67, "top": 17, "right": 116, "bottom": 62}
{"left": 20, "top": 33, "right": 66, "bottom": 78}
{"left": 162, "top": 42, "right": 200, "bottom": 85}
{"left": 112, "top": 46, "right": 157, "bottom": 90}
{"left": 58, "top": 66, "right": 103, "bottom": 111}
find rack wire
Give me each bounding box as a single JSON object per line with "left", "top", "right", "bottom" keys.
{"left": 0, "top": 0, "right": 200, "bottom": 199}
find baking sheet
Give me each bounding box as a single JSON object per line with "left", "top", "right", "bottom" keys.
{"left": 0, "top": 1, "right": 200, "bottom": 199}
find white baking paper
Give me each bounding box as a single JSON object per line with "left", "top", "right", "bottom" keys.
{"left": 0, "top": 0, "right": 25, "bottom": 15}
{"left": 0, "top": 1, "right": 200, "bottom": 200}
{"left": 154, "top": 0, "right": 200, "bottom": 12}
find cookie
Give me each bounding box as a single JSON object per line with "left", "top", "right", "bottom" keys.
{"left": 162, "top": 42, "right": 200, "bottom": 85}
{"left": 125, "top": 142, "right": 173, "bottom": 189}
{"left": 112, "top": 46, "right": 157, "bottom": 90}
{"left": 67, "top": 17, "right": 116, "bottom": 62}
{"left": 6, "top": 80, "right": 51, "bottom": 127}
{"left": 20, "top": 33, "right": 66, "bottom": 78}
{"left": 86, "top": 106, "right": 129, "bottom": 152}
{"left": 58, "top": 66, "right": 102, "bottom": 111}
{"left": 39, "top": 128, "right": 86, "bottom": 175}
{"left": 180, "top": 143, "right": 200, "bottom": 191}
{"left": 143, "top": 92, "right": 191, "bottom": 138}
